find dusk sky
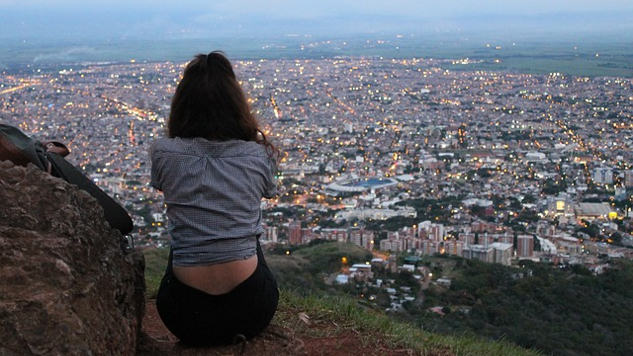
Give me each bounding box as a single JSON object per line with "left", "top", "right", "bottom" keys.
{"left": 2, "top": 0, "right": 633, "bottom": 42}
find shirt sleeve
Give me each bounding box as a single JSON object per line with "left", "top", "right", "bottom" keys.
{"left": 263, "top": 156, "right": 278, "bottom": 199}
{"left": 148, "top": 142, "right": 162, "bottom": 191}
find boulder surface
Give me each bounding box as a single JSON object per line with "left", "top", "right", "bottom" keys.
{"left": 0, "top": 162, "right": 144, "bottom": 356}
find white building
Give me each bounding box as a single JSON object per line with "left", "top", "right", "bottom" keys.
{"left": 593, "top": 167, "right": 614, "bottom": 185}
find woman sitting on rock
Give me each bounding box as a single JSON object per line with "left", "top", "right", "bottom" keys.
{"left": 149, "top": 51, "right": 279, "bottom": 346}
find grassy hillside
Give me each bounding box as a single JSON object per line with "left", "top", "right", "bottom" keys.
{"left": 276, "top": 288, "right": 542, "bottom": 356}
{"left": 266, "top": 241, "right": 374, "bottom": 294}
{"left": 408, "top": 258, "right": 633, "bottom": 356}
{"left": 142, "top": 244, "right": 542, "bottom": 356}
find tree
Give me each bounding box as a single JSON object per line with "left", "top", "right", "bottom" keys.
{"left": 533, "top": 235, "right": 542, "bottom": 251}
{"left": 579, "top": 222, "right": 600, "bottom": 239}
{"left": 522, "top": 194, "right": 537, "bottom": 204}
{"left": 509, "top": 198, "right": 523, "bottom": 210}
{"left": 610, "top": 232, "right": 622, "bottom": 245}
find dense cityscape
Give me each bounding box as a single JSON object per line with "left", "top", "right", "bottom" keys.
{"left": 2, "top": 56, "right": 633, "bottom": 274}
{"left": 4, "top": 0, "right": 633, "bottom": 352}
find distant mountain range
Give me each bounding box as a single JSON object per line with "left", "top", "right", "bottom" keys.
{"left": 2, "top": 34, "right": 632, "bottom": 78}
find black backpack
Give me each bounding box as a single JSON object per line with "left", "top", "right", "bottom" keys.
{"left": 0, "top": 124, "right": 134, "bottom": 235}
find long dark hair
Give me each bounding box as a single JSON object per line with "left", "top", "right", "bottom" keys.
{"left": 168, "top": 51, "right": 277, "bottom": 156}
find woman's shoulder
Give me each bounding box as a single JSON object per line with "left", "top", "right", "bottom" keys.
{"left": 149, "top": 137, "right": 180, "bottom": 149}
{"left": 150, "top": 137, "right": 270, "bottom": 159}
{"left": 224, "top": 139, "right": 270, "bottom": 156}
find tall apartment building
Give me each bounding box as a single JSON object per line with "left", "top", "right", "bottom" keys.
{"left": 517, "top": 235, "right": 534, "bottom": 258}
{"left": 288, "top": 220, "right": 302, "bottom": 245}
{"left": 350, "top": 228, "right": 375, "bottom": 250}
{"left": 593, "top": 167, "right": 613, "bottom": 185}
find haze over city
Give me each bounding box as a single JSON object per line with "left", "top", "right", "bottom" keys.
{"left": 1, "top": 0, "right": 632, "bottom": 69}
{"left": 2, "top": 0, "right": 633, "bottom": 43}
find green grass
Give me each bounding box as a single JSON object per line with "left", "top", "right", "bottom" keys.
{"left": 142, "top": 247, "right": 169, "bottom": 298}
{"left": 276, "top": 289, "right": 543, "bottom": 356}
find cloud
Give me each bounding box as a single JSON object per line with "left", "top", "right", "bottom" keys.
{"left": 32, "top": 46, "right": 98, "bottom": 63}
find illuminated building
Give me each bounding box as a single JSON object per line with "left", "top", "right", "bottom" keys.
{"left": 574, "top": 202, "right": 614, "bottom": 221}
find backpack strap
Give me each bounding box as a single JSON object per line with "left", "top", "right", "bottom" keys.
{"left": 43, "top": 141, "right": 70, "bottom": 157}
{"left": 47, "top": 152, "right": 134, "bottom": 235}
{"left": 1, "top": 124, "right": 133, "bottom": 235}
{"left": 42, "top": 141, "right": 70, "bottom": 174}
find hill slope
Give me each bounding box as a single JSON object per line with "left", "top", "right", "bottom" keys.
{"left": 140, "top": 245, "right": 542, "bottom": 356}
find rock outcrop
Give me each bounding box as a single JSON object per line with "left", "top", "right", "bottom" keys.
{"left": 0, "top": 161, "right": 145, "bottom": 356}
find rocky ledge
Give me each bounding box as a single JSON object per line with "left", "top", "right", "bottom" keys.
{"left": 0, "top": 161, "right": 145, "bottom": 356}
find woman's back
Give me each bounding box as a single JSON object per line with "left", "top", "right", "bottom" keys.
{"left": 152, "top": 51, "right": 279, "bottom": 346}
{"left": 150, "top": 137, "right": 276, "bottom": 266}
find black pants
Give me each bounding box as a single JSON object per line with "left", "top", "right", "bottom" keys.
{"left": 156, "top": 239, "right": 279, "bottom": 346}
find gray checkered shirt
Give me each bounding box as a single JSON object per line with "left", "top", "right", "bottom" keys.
{"left": 149, "top": 137, "right": 277, "bottom": 266}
